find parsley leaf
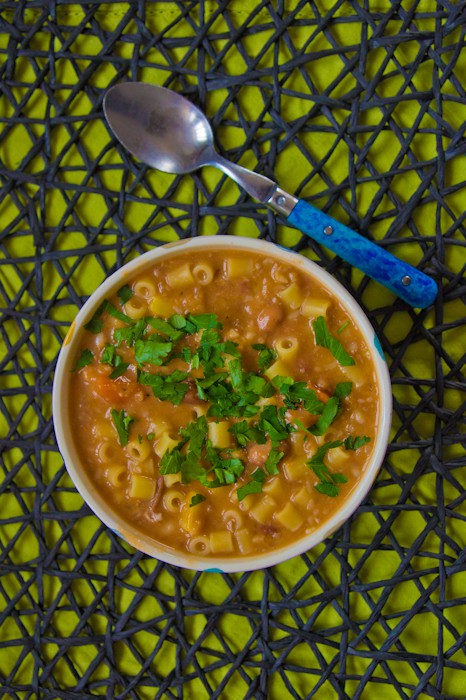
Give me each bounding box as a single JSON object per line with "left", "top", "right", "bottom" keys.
{"left": 344, "top": 435, "right": 371, "bottom": 450}
{"left": 114, "top": 319, "right": 147, "bottom": 347}
{"left": 237, "top": 468, "right": 267, "bottom": 501}
{"left": 334, "top": 382, "right": 353, "bottom": 399}
{"left": 190, "top": 494, "right": 206, "bottom": 507}
{"left": 229, "top": 420, "right": 267, "bottom": 447}
{"left": 101, "top": 344, "right": 129, "bottom": 378}
{"left": 139, "top": 370, "right": 189, "bottom": 405}
{"left": 258, "top": 405, "right": 293, "bottom": 442}
{"left": 146, "top": 317, "right": 184, "bottom": 341}
{"left": 111, "top": 409, "right": 134, "bottom": 446}
{"left": 179, "top": 416, "right": 208, "bottom": 457}
{"left": 134, "top": 339, "right": 173, "bottom": 366}
{"left": 307, "top": 439, "right": 348, "bottom": 497}
{"left": 252, "top": 343, "right": 277, "bottom": 372}
{"left": 264, "top": 446, "right": 284, "bottom": 475}
{"left": 109, "top": 363, "right": 129, "bottom": 379}
{"left": 272, "top": 375, "right": 324, "bottom": 414}
{"left": 74, "top": 349, "right": 93, "bottom": 370}
{"left": 103, "top": 301, "right": 133, "bottom": 324}
{"left": 312, "top": 316, "right": 355, "bottom": 366}
{"left": 310, "top": 396, "right": 340, "bottom": 436}
{"left": 84, "top": 301, "right": 106, "bottom": 334}
{"left": 117, "top": 285, "right": 133, "bottom": 304}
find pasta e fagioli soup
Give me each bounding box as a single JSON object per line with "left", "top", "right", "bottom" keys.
{"left": 53, "top": 236, "right": 392, "bottom": 571}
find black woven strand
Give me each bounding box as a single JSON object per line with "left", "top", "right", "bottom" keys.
{"left": 0, "top": 1, "right": 465, "bottom": 699}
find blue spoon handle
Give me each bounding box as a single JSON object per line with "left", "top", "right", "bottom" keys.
{"left": 287, "top": 199, "right": 437, "bottom": 308}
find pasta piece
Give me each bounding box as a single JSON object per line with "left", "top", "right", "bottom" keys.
{"left": 126, "top": 438, "right": 152, "bottom": 463}
{"left": 131, "top": 458, "right": 154, "bottom": 477}
{"left": 154, "top": 432, "right": 179, "bottom": 458}
{"left": 224, "top": 510, "right": 243, "bottom": 532}
{"left": 134, "top": 278, "right": 156, "bottom": 299}
{"left": 192, "top": 262, "right": 214, "bottom": 285}
{"left": 148, "top": 295, "right": 173, "bottom": 317}
{"left": 326, "top": 446, "right": 350, "bottom": 468}
{"left": 292, "top": 485, "right": 313, "bottom": 509}
{"left": 129, "top": 474, "right": 156, "bottom": 499}
{"left": 275, "top": 502, "right": 304, "bottom": 531}
{"left": 124, "top": 296, "right": 147, "bottom": 320}
{"left": 300, "top": 297, "right": 330, "bottom": 319}
{"left": 92, "top": 419, "right": 114, "bottom": 440}
{"left": 341, "top": 364, "right": 365, "bottom": 388}
{"left": 210, "top": 530, "right": 234, "bottom": 554}
{"left": 249, "top": 496, "right": 276, "bottom": 525}
{"left": 278, "top": 282, "right": 303, "bottom": 310}
{"left": 97, "top": 440, "right": 119, "bottom": 463}
{"left": 166, "top": 263, "right": 194, "bottom": 289}
{"left": 283, "top": 458, "right": 307, "bottom": 481}
{"left": 262, "top": 477, "right": 282, "bottom": 500}
{"left": 207, "top": 421, "right": 232, "bottom": 449}
{"left": 163, "top": 473, "right": 181, "bottom": 487}
{"left": 180, "top": 493, "right": 203, "bottom": 535}
{"left": 235, "top": 529, "right": 253, "bottom": 554}
{"left": 264, "top": 358, "right": 289, "bottom": 380}
{"left": 162, "top": 489, "right": 184, "bottom": 513}
{"left": 275, "top": 336, "right": 299, "bottom": 361}
{"left": 225, "top": 257, "right": 254, "bottom": 278}
{"left": 104, "top": 464, "right": 126, "bottom": 488}
{"left": 190, "top": 405, "right": 208, "bottom": 420}
{"left": 238, "top": 493, "right": 256, "bottom": 511}
{"left": 187, "top": 536, "right": 211, "bottom": 555}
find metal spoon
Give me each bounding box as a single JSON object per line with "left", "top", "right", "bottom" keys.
{"left": 103, "top": 82, "right": 437, "bottom": 308}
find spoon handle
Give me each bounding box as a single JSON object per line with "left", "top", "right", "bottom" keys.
{"left": 287, "top": 199, "right": 438, "bottom": 308}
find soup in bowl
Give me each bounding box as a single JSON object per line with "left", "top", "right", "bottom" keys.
{"left": 53, "top": 236, "right": 392, "bottom": 572}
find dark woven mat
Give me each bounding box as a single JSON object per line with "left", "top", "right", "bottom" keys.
{"left": 0, "top": 1, "right": 465, "bottom": 698}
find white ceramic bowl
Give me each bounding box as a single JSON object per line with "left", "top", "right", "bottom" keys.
{"left": 53, "top": 236, "right": 392, "bottom": 572}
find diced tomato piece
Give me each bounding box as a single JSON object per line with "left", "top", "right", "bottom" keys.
{"left": 81, "top": 366, "right": 141, "bottom": 404}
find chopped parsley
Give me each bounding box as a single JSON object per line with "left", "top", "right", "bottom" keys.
{"left": 139, "top": 370, "right": 189, "bottom": 405}
{"left": 114, "top": 319, "right": 147, "bottom": 347}
{"left": 74, "top": 348, "right": 93, "bottom": 370}
{"left": 252, "top": 343, "right": 277, "bottom": 372}
{"left": 134, "top": 338, "right": 173, "bottom": 366}
{"left": 78, "top": 304, "right": 372, "bottom": 504}
{"left": 101, "top": 344, "right": 129, "bottom": 379}
{"left": 190, "top": 494, "right": 206, "bottom": 507}
{"left": 117, "top": 285, "right": 133, "bottom": 304}
{"left": 237, "top": 468, "right": 267, "bottom": 501}
{"left": 111, "top": 409, "right": 134, "bottom": 446}
{"left": 307, "top": 440, "right": 349, "bottom": 496}
{"left": 312, "top": 316, "right": 355, "bottom": 366}
{"left": 344, "top": 435, "right": 371, "bottom": 450}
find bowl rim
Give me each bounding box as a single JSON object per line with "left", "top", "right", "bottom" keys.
{"left": 52, "top": 235, "right": 392, "bottom": 573}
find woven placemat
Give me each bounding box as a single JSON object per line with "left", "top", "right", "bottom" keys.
{"left": 0, "top": 1, "right": 465, "bottom": 698}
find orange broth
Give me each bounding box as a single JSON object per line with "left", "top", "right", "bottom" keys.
{"left": 69, "top": 249, "right": 379, "bottom": 557}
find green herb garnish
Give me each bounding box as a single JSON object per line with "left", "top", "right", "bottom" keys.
{"left": 310, "top": 396, "right": 340, "bottom": 436}
{"left": 237, "top": 468, "right": 267, "bottom": 501}
{"left": 117, "top": 285, "right": 133, "bottom": 304}
{"left": 74, "top": 349, "right": 93, "bottom": 370}
{"left": 190, "top": 494, "right": 206, "bottom": 507}
{"left": 307, "top": 440, "right": 348, "bottom": 497}
{"left": 312, "top": 316, "right": 355, "bottom": 366}
{"left": 114, "top": 319, "right": 147, "bottom": 347}
{"left": 139, "top": 370, "right": 189, "bottom": 405}
{"left": 135, "top": 338, "right": 173, "bottom": 366}
{"left": 344, "top": 435, "right": 371, "bottom": 450}
{"left": 111, "top": 409, "right": 134, "bottom": 446}
{"left": 252, "top": 343, "right": 277, "bottom": 372}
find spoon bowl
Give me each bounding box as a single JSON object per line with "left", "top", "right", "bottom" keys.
{"left": 104, "top": 83, "right": 215, "bottom": 174}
